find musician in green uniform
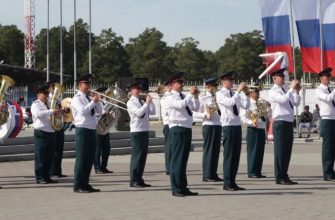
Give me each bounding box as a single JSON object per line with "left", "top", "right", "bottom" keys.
{"left": 71, "top": 74, "right": 103, "bottom": 193}
{"left": 48, "top": 80, "right": 67, "bottom": 178}
{"left": 240, "top": 84, "right": 269, "bottom": 178}
{"left": 94, "top": 87, "right": 113, "bottom": 174}
{"left": 31, "top": 85, "right": 59, "bottom": 184}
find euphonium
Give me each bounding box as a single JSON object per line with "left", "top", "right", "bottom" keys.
{"left": 0, "top": 75, "right": 15, "bottom": 126}
{"left": 96, "top": 87, "right": 126, "bottom": 135}
{"left": 50, "top": 83, "right": 64, "bottom": 131}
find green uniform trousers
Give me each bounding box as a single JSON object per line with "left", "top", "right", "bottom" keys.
{"left": 246, "top": 126, "right": 266, "bottom": 176}
{"left": 169, "top": 126, "right": 192, "bottom": 193}
{"left": 130, "top": 131, "right": 149, "bottom": 184}
{"left": 320, "top": 119, "right": 335, "bottom": 178}
{"left": 51, "top": 128, "right": 65, "bottom": 176}
{"left": 33, "top": 129, "right": 56, "bottom": 182}
{"left": 222, "top": 125, "right": 242, "bottom": 187}
{"left": 163, "top": 124, "right": 170, "bottom": 174}
{"left": 94, "top": 133, "right": 111, "bottom": 171}
{"left": 273, "top": 121, "right": 293, "bottom": 180}
{"left": 202, "top": 125, "right": 222, "bottom": 179}
{"left": 74, "top": 128, "right": 96, "bottom": 190}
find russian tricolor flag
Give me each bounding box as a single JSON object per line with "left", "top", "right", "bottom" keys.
{"left": 292, "top": 0, "right": 321, "bottom": 73}
{"left": 321, "top": 0, "right": 335, "bottom": 76}
{"left": 259, "top": 0, "right": 294, "bottom": 73}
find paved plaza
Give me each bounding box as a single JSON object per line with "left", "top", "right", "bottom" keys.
{"left": 0, "top": 127, "right": 334, "bottom": 220}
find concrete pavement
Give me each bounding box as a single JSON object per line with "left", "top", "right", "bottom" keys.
{"left": 0, "top": 138, "right": 334, "bottom": 220}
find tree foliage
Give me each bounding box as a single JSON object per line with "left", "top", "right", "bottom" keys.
{"left": 0, "top": 21, "right": 292, "bottom": 84}
{"left": 125, "top": 28, "right": 170, "bottom": 81}
{"left": 0, "top": 24, "right": 24, "bottom": 66}
{"left": 216, "top": 30, "right": 265, "bottom": 81}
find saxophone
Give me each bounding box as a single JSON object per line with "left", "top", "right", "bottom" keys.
{"left": 0, "top": 75, "right": 15, "bottom": 125}
{"left": 205, "top": 90, "right": 220, "bottom": 116}
{"left": 50, "top": 83, "right": 64, "bottom": 131}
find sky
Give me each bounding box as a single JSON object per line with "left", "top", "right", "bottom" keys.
{"left": 1, "top": 0, "right": 263, "bottom": 51}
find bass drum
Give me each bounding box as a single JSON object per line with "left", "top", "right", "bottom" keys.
{"left": 8, "top": 101, "right": 23, "bottom": 138}
{"left": 0, "top": 103, "right": 16, "bottom": 140}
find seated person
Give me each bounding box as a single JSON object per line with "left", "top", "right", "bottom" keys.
{"left": 298, "top": 105, "right": 313, "bottom": 138}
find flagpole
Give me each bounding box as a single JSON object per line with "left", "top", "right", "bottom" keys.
{"left": 47, "top": 0, "right": 50, "bottom": 82}
{"left": 89, "top": 0, "right": 92, "bottom": 75}
{"left": 319, "top": 0, "right": 324, "bottom": 70}
{"left": 289, "top": 0, "right": 296, "bottom": 79}
{"left": 73, "top": 0, "right": 77, "bottom": 92}
{"left": 289, "top": 0, "right": 300, "bottom": 132}
{"left": 60, "top": 0, "right": 63, "bottom": 85}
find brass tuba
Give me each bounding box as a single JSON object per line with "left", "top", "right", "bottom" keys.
{"left": 50, "top": 83, "right": 64, "bottom": 131}
{"left": 0, "top": 75, "right": 15, "bottom": 126}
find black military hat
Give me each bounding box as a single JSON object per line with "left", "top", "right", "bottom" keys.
{"left": 248, "top": 82, "right": 261, "bottom": 93}
{"left": 129, "top": 82, "right": 144, "bottom": 90}
{"left": 219, "top": 71, "right": 236, "bottom": 80}
{"left": 167, "top": 72, "right": 185, "bottom": 84}
{"left": 95, "top": 86, "right": 108, "bottom": 93}
{"left": 204, "top": 77, "right": 218, "bottom": 86}
{"left": 76, "top": 74, "right": 93, "bottom": 84}
{"left": 35, "top": 85, "right": 49, "bottom": 94}
{"left": 318, "top": 68, "right": 332, "bottom": 77}
{"left": 270, "top": 68, "right": 286, "bottom": 77}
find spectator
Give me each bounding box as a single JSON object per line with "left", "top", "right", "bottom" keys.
{"left": 298, "top": 105, "right": 313, "bottom": 138}
{"left": 312, "top": 104, "right": 321, "bottom": 133}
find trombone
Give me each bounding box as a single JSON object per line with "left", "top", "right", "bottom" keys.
{"left": 77, "top": 89, "right": 128, "bottom": 111}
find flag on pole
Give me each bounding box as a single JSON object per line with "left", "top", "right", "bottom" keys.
{"left": 259, "top": 0, "right": 294, "bottom": 73}
{"left": 321, "top": 0, "right": 335, "bottom": 76}
{"left": 292, "top": 0, "right": 321, "bottom": 73}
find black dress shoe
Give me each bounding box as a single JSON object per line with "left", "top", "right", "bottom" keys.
{"left": 95, "top": 170, "right": 104, "bottom": 174}
{"left": 183, "top": 189, "right": 199, "bottom": 196}
{"left": 234, "top": 185, "right": 245, "bottom": 190}
{"left": 248, "top": 175, "right": 258, "bottom": 178}
{"left": 248, "top": 174, "right": 267, "bottom": 178}
{"left": 101, "top": 169, "right": 114, "bottom": 174}
{"left": 36, "top": 180, "right": 49, "bottom": 184}
{"left": 74, "top": 188, "right": 91, "bottom": 193}
{"left": 52, "top": 174, "right": 67, "bottom": 178}
{"left": 324, "top": 176, "right": 335, "bottom": 182}
{"left": 213, "top": 176, "right": 223, "bottom": 181}
{"left": 276, "top": 179, "right": 298, "bottom": 185}
{"left": 140, "top": 182, "right": 151, "bottom": 187}
{"left": 257, "top": 175, "right": 267, "bottom": 178}
{"left": 223, "top": 185, "right": 236, "bottom": 191}
{"left": 130, "top": 183, "right": 145, "bottom": 188}
{"left": 166, "top": 171, "right": 170, "bottom": 175}
{"left": 172, "top": 192, "right": 185, "bottom": 197}
{"left": 46, "top": 179, "right": 58, "bottom": 184}
{"left": 87, "top": 186, "right": 101, "bottom": 192}
{"left": 203, "top": 177, "right": 217, "bottom": 182}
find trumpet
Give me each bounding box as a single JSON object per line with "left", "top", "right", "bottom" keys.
{"left": 81, "top": 89, "right": 128, "bottom": 111}
{"left": 127, "top": 92, "right": 149, "bottom": 100}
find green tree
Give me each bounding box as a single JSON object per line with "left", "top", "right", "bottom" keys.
{"left": 82, "top": 28, "right": 130, "bottom": 83}
{"left": 203, "top": 50, "right": 219, "bottom": 77}
{"left": 0, "top": 24, "right": 24, "bottom": 66}
{"left": 216, "top": 30, "right": 265, "bottom": 81}
{"left": 172, "top": 37, "right": 206, "bottom": 81}
{"left": 35, "top": 26, "right": 71, "bottom": 75}
{"left": 68, "top": 19, "right": 95, "bottom": 79}
{"left": 126, "top": 28, "right": 170, "bottom": 81}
